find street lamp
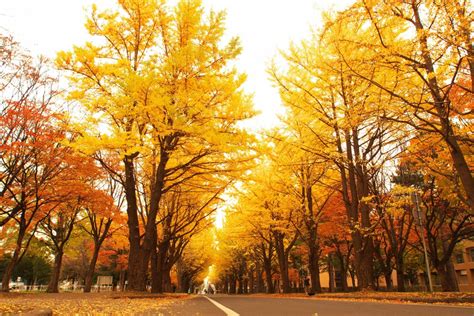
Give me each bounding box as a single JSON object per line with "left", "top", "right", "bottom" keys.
{"left": 412, "top": 191, "right": 434, "bottom": 292}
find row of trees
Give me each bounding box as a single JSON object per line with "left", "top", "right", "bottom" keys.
{"left": 1, "top": 0, "right": 256, "bottom": 293}
{"left": 214, "top": 0, "right": 473, "bottom": 293}
{"left": 1, "top": 0, "right": 472, "bottom": 294}
{"left": 0, "top": 33, "right": 128, "bottom": 292}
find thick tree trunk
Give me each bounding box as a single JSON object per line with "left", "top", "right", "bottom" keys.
{"left": 341, "top": 270, "right": 348, "bottom": 292}
{"left": 340, "top": 129, "right": 375, "bottom": 291}
{"left": 436, "top": 262, "right": 459, "bottom": 292}
{"left": 163, "top": 269, "right": 172, "bottom": 292}
{"left": 261, "top": 243, "right": 275, "bottom": 294}
{"left": 124, "top": 157, "right": 146, "bottom": 292}
{"left": 1, "top": 256, "right": 17, "bottom": 292}
{"left": 151, "top": 239, "right": 170, "bottom": 293}
{"left": 151, "top": 253, "right": 162, "bottom": 293}
{"left": 126, "top": 149, "right": 169, "bottom": 292}
{"left": 308, "top": 244, "right": 321, "bottom": 293}
{"left": 352, "top": 231, "right": 375, "bottom": 291}
{"left": 336, "top": 251, "right": 349, "bottom": 292}
{"left": 47, "top": 250, "right": 64, "bottom": 293}
{"left": 396, "top": 257, "right": 406, "bottom": 292}
{"left": 275, "top": 236, "right": 291, "bottom": 293}
{"left": 263, "top": 258, "right": 274, "bottom": 293}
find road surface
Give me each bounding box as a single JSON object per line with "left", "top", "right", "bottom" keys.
{"left": 160, "top": 294, "right": 474, "bottom": 316}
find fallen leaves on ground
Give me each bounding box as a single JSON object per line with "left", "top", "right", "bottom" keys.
{"left": 249, "top": 291, "right": 474, "bottom": 306}
{"left": 0, "top": 292, "right": 188, "bottom": 315}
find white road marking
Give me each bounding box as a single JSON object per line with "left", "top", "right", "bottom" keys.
{"left": 204, "top": 296, "right": 240, "bottom": 316}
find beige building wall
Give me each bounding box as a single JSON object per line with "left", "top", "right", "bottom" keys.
{"left": 453, "top": 240, "right": 474, "bottom": 292}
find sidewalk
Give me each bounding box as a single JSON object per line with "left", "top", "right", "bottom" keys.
{"left": 248, "top": 291, "right": 474, "bottom": 306}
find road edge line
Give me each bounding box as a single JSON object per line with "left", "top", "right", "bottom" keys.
{"left": 204, "top": 296, "right": 240, "bottom": 316}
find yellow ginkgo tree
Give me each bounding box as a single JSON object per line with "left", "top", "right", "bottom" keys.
{"left": 57, "top": 0, "right": 255, "bottom": 291}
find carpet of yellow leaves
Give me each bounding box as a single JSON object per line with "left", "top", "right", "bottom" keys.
{"left": 0, "top": 292, "right": 187, "bottom": 315}
{"left": 249, "top": 291, "right": 474, "bottom": 306}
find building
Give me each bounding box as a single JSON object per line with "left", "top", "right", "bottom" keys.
{"left": 453, "top": 239, "right": 474, "bottom": 291}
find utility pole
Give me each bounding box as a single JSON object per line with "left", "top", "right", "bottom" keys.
{"left": 412, "top": 191, "right": 434, "bottom": 292}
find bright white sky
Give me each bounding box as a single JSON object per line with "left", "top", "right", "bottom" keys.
{"left": 0, "top": 0, "right": 353, "bottom": 130}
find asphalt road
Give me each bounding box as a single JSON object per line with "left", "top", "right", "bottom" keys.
{"left": 161, "top": 295, "right": 474, "bottom": 316}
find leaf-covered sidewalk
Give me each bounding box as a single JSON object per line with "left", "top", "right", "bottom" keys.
{"left": 249, "top": 292, "right": 474, "bottom": 306}
{"left": 0, "top": 292, "right": 187, "bottom": 315}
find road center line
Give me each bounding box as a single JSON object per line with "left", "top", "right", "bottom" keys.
{"left": 204, "top": 296, "right": 240, "bottom": 316}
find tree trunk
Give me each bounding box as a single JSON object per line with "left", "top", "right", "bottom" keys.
{"left": 352, "top": 231, "right": 374, "bottom": 290}
{"left": 152, "top": 236, "right": 170, "bottom": 293}
{"left": 328, "top": 254, "right": 335, "bottom": 293}
{"left": 248, "top": 268, "right": 254, "bottom": 294}
{"left": 163, "top": 267, "right": 172, "bottom": 292}
{"left": 243, "top": 278, "right": 249, "bottom": 294}
{"left": 264, "top": 264, "right": 274, "bottom": 293}
{"left": 384, "top": 270, "right": 393, "bottom": 291}
{"left": 263, "top": 257, "right": 274, "bottom": 293}
{"left": 229, "top": 274, "right": 237, "bottom": 294}
{"left": 124, "top": 157, "right": 146, "bottom": 292}
{"left": 223, "top": 275, "right": 229, "bottom": 294}
{"left": 341, "top": 270, "right": 348, "bottom": 292}
{"left": 237, "top": 274, "right": 244, "bottom": 294}
{"left": 336, "top": 251, "right": 349, "bottom": 292}
{"left": 436, "top": 263, "right": 459, "bottom": 292}
{"left": 1, "top": 227, "right": 25, "bottom": 292}
{"left": 47, "top": 250, "right": 64, "bottom": 293}
{"left": 308, "top": 244, "right": 321, "bottom": 293}
{"left": 84, "top": 242, "right": 100, "bottom": 293}
{"left": 274, "top": 235, "right": 291, "bottom": 293}
{"left": 395, "top": 257, "right": 405, "bottom": 292}
{"left": 256, "top": 261, "right": 264, "bottom": 293}
{"left": 341, "top": 129, "right": 375, "bottom": 291}
{"left": 119, "top": 270, "right": 126, "bottom": 291}
{"left": 349, "top": 269, "right": 356, "bottom": 290}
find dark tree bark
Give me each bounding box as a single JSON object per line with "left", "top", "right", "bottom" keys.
{"left": 44, "top": 210, "right": 78, "bottom": 293}
{"left": 328, "top": 254, "right": 335, "bottom": 293}
{"left": 126, "top": 147, "right": 169, "bottom": 292}
{"left": 223, "top": 275, "right": 229, "bottom": 294}
{"left": 248, "top": 268, "right": 254, "bottom": 294}
{"left": 274, "top": 232, "right": 295, "bottom": 293}
{"left": 260, "top": 242, "right": 275, "bottom": 293}
{"left": 84, "top": 246, "right": 100, "bottom": 293}
{"left": 229, "top": 274, "right": 237, "bottom": 294}
{"left": 1, "top": 226, "right": 25, "bottom": 292}
{"left": 255, "top": 261, "right": 264, "bottom": 293}
{"left": 84, "top": 217, "right": 113, "bottom": 293}
{"left": 396, "top": 257, "right": 406, "bottom": 292}
{"left": 47, "top": 250, "right": 64, "bottom": 293}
